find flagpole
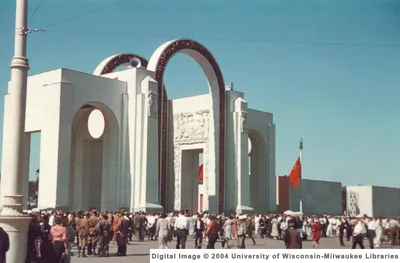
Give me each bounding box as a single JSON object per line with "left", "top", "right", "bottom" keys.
{"left": 299, "top": 138, "right": 303, "bottom": 213}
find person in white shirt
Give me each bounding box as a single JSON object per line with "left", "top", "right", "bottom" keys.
{"left": 48, "top": 211, "right": 55, "bottom": 226}
{"left": 352, "top": 220, "right": 365, "bottom": 249}
{"left": 254, "top": 215, "right": 261, "bottom": 236}
{"left": 147, "top": 214, "right": 156, "bottom": 240}
{"left": 373, "top": 218, "right": 383, "bottom": 248}
{"left": 174, "top": 211, "right": 190, "bottom": 249}
{"left": 326, "top": 217, "right": 333, "bottom": 237}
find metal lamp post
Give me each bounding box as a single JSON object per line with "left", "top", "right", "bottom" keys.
{"left": 0, "top": 0, "right": 32, "bottom": 262}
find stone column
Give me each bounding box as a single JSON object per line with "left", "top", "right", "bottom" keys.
{"left": 267, "top": 122, "right": 277, "bottom": 212}
{"left": 133, "top": 76, "right": 163, "bottom": 212}
{"left": 233, "top": 98, "right": 253, "bottom": 213}
{"left": 0, "top": 0, "right": 32, "bottom": 262}
{"left": 118, "top": 93, "right": 129, "bottom": 209}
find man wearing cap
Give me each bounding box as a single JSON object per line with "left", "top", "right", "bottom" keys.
{"left": 87, "top": 210, "right": 100, "bottom": 255}
{"left": 115, "top": 210, "right": 129, "bottom": 256}
{"left": 95, "top": 213, "right": 111, "bottom": 257}
{"left": 78, "top": 212, "right": 90, "bottom": 257}
{"left": 75, "top": 212, "right": 82, "bottom": 247}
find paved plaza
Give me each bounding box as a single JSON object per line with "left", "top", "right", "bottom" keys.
{"left": 71, "top": 237, "right": 398, "bottom": 263}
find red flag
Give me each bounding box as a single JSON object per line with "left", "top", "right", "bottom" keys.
{"left": 198, "top": 164, "right": 203, "bottom": 183}
{"left": 289, "top": 157, "right": 302, "bottom": 188}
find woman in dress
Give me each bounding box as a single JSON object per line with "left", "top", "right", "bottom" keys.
{"left": 270, "top": 217, "right": 279, "bottom": 240}
{"left": 155, "top": 213, "right": 170, "bottom": 249}
{"left": 205, "top": 216, "right": 219, "bottom": 249}
{"left": 25, "top": 215, "right": 41, "bottom": 263}
{"left": 222, "top": 216, "right": 233, "bottom": 248}
{"left": 64, "top": 217, "right": 75, "bottom": 262}
{"left": 232, "top": 217, "right": 238, "bottom": 240}
{"left": 311, "top": 218, "right": 322, "bottom": 248}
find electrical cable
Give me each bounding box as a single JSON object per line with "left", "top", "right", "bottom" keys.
{"left": 30, "top": 0, "right": 45, "bottom": 21}
{"left": 39, "top": 0, "right": 130, "bottom": 29}
{"left": 43, "top": 29, "right": 400, "bottom": 48}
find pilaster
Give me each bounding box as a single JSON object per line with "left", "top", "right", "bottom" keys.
{"left": 233, "top": 98, "right": 253, "bottom": 213}
{"left": 133, "top": 76, "right": 163, "bottom": 212}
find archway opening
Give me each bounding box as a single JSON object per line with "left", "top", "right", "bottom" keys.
{"left": 147, "top": 39, "right": 226, "bottom": 212}
{"left": 163, "top": 54, "right": 210, "bottom": 99}
{"left": 27, "top": 132, "right": 41, "bottom": 210}
{"left": 69, "top": 103, "right": 118, "bottom": 211}
{"left": 248, "top": 129, "right": 267, "bottom": 212}
{"left": 163, "top": 54, "right": 210, "bottom": 212}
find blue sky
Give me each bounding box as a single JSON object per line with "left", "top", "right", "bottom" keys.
{"left": 0, "top": 0, "right": 399, "bottom": 187}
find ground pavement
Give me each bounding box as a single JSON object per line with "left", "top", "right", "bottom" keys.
{"left": 71, "top": 236, "right": 398, "bottom": 263}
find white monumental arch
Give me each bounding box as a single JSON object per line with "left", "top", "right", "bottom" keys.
{"left": 1, "top": 39, "right": 276, "bottom": 214}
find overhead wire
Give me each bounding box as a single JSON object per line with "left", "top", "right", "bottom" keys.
{"left": 42, "top": 29, "right": 400, "bottom": 48}
{"left": 28, "top": 0, "right": 400, "bottom": 48}
{"left": 29, "top": 0, "right": 45, "bottom": 21}
{"left": 39, "top": 0, "right": 130, "bottom": 29}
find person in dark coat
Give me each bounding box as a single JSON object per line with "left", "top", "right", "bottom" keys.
{"left": 284, "top": 220, "right": 302, "bottom": 249}
{"left": 194, "top": 214, "right": 204, "bottom": 248}
{"left": 0, "top": 227, "right": 10, "bottom": 263}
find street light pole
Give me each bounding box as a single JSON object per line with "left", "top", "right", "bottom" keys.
{"left": 0, "top": 0, "right": 32, "bottom": 262}
{"left": 299, "top": 138, "right": 303, "bottom": 213}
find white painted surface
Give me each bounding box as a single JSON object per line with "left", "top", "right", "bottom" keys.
{"left": 3, "top": 40, "right": 276, "bottom": 214}
{"left": 344, "top": 185, "right": 373, "bottom": 217}
{"left": 345, "top": 185, "right": 400, "bottom": 217}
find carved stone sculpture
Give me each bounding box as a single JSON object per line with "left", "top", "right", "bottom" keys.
{"left": 148, "top": 90, "right": 158, "bottom": 118}
{"left": 241, "top": 111, "right": 248, "bottom": 133}
{"left": 172, "top": 110, "right": 210, "bottom": 144}
{"left": 172, "top": 109, "right": 211, "bottom": 210}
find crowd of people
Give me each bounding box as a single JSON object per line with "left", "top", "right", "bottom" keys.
{"left": 1, "top": 209, "right": 399, "bottom": 262}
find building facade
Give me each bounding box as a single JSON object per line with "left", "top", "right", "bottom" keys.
{"left": 344, "top": 185, "right": 400, "bottom": 217}
{"left": 277, "top": 176, "right": 342, "bottom": 215}
{"left": 1, "top": 39, "right": 276, "bottom": 213}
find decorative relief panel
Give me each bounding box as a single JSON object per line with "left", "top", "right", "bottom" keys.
{"left": 172, "top": 109, "right": 210, "bottom": 210}
{"left": 241, "top": 111, "right": 248, "bottom": 133}
{"left": 148, "top": 90, "right": 159, "bottom": 119}
{"left": 173, "top": 109, "right": 210, "bottom": 144}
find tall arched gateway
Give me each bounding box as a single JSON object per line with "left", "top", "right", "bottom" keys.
{"left": 16, "top": 38, "right": 276, "bottom": 213}
{"left": 147, "top": 39, "right": 226, "bottom": 212}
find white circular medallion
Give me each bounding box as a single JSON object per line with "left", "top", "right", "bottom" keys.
{"left": 248, "top": 137, "right": 252, "bottom": 155}
{"left": 87, "top": 109, "right": 105, "bottom": 139}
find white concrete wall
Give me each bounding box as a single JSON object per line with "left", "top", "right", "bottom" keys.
{"left": 345, "top": 185, "right": 400, "bottom": 217}
{"left": 100, "top": 68, "right": 150, "bottom": 210}
{"left": 247, "top": 109, "right": 276, "bottom": 213}
{"left": 169, "top": 94, "right": 213, "bottom": 211}
{"left": 13, "top": 63, "right": 277, "bottom": 213}
{"left": 290, "top": 179, "right": 342, "bottom": 215}
{"left": 344, "top": 185, "right": 373, "bottom": 217}
{"left": 23, "top": 69, "right": 127, "bottom": 210}
{"left": 225, "top": 90, "right": 243, "bottom": 212}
